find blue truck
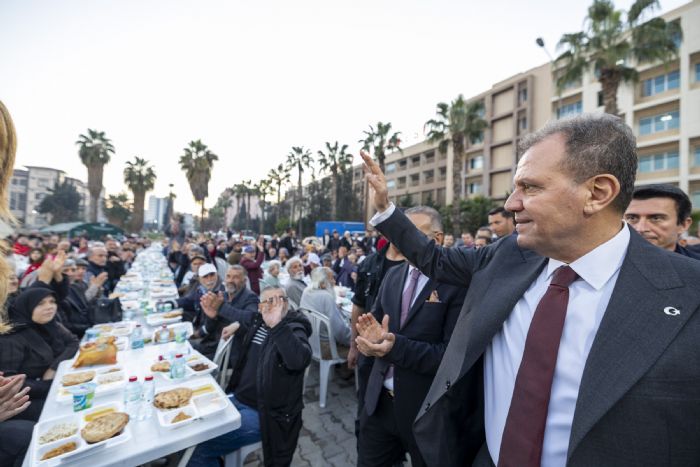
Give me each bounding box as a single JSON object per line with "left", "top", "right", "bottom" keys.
{"left": 314, "top": 221, "right": 366, "bottom": 238}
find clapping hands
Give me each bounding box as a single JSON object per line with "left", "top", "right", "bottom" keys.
{"left": 200, "top": 291, "right": 224, "bottom": 319}
{"left": 0, "top": 372, "right": 30, "bottom": 422}
{"left": 355, "top": 313, "right": 395, "bottom": 357}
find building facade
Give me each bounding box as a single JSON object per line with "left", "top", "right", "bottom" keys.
{"left": 351, "top": 0, "right": 700, "bottom": 220}
{"left": 9, "top": 166, "right": 91, "bottom": 228}
{"left": 145, "top": 195, "right": 169, "bottom": 229}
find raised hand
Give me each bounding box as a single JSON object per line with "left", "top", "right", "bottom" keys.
{"left": 360, "top": 149, "right": 390, "bottom": 212}
{"left": 90, "top": 272, "right": 108, "bottom": 288}
{"left": 37, "top": 259, "right": 54, "bottom": 284}
{"left": 51, "top": 250, "right": 67, "bottom": 273}
{"left": 200, "top": 291, "right": 224, "bottom": 319}
{"left": 221, "top": 321, "right": 240, "bottom": 341}
{"left": 356, "top": 313, "right": 388, "bottom": 344}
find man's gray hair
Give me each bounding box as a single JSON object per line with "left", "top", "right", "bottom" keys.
{"left": 228, "top": 264, "right": 247, "bottom": 277}
{"left": 88, "top": 245, "right": 106, "bottom": 257}
{"left": 286, "top": 256, "right": 303, "bottom": 271}
{"left": 309, "top": 266, "right": 334, "bottom": 291}
{"left": 267, "top": 260, "right": 281, "bottom": 271}
{"left": 518, "top": 113, "right": 637, "bottom": 213}
{"left": 260, "top": 286, "right": 287, "bottom": 298}
{"left": 404, "top": 206, "right": 443, "bottom": 232}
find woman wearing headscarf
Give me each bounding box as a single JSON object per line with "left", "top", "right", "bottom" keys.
{"left": 0, "top": 286, "right": 79, "bottom": 421}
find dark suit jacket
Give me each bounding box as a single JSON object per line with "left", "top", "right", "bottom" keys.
{"left": 376, "top": 209, "right": 700, "bottom": 467}
{"left": 363, "top": 263, "right": 465, "bottom": 444}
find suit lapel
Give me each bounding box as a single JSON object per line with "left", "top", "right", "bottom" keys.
{"left": 401, "top": 276, "right": 436, "bottom": 330}
{"left": 418, "top": 244, "right": 546, "bottom": 417}
{"left": 568, "top": 232, "right": 696, "bottom": 459}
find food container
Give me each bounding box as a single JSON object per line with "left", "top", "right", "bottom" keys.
{"left": 156, "top": 405, "right": 198, "bottom": 430}
{"left": 151, "top": 322, "right": 193, "bottom": 343}
{"left": 193, "top": 392, "right": 229, "bottom": 418}
{"left": 71, "top": 383, "right": 96, "bottom": 412}
{"left": 187, "top": 356, "right": 218, "bottom": 377}
{"left": 146, "top": 310, "right": 184, "bottom": 327}
{"left": 31, "top": 402, "right": 131, "bottom": 466}
{"left": 57, "top": 366, "right": 126, "bottom": 405}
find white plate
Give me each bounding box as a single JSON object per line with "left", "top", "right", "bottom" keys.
{"left": 156, "top": 404, "right": 198, "bottom": 430}
{"left": 193, "top": 392, "right": 229, "bottom": 418}
{"left": 146, "top": 311, "right": 183, "bottom": 327}
{"left": 186, "top": 355, "right": 218, "bottom": 377}
{"left": 56, "top": 366, "right": 126, "bottom": 404}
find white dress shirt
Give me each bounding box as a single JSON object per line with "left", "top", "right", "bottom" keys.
{"left": 371, "top": 203, "right": 631, "bottom": 466}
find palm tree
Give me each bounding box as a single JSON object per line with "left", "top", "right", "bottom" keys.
{"left": 286, "top": 146, "right": 313, "bottom": 236}
{"left": 123, "top": 157, "right": 156, "bottom": 232}
{"left": 267, "top": 164, "right": 290, "bottom": 229}
{"left": 178, "top": 139, "right": 218, "bottom": 231}
{"left": 317, "top": 141, "right": 353, "bottom": 220}
{"left": 243, "top": 179, "right": 254, "bottom": 232}
{"left": 359, "top": 122, "right": 401, "bottom": 173}
{"left": 555, "top": 0, "right": 682, "bottom": 115}
{"left": 254, "top": 179, "right": 272, "bottom": 230}
{"left": 76, "top": 129, "right": 115, "bottom": 222}
{"left": 425, "top": 95, "right": 488, "bottom": 235}
{"left": 232, "top": 183, "right": 247, "bottom": 230}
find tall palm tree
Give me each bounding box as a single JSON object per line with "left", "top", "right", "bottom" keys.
{"left": 178, "top": 139, "right": 218, "bottom": 231}
{"left": 267, "top": 164, "right": 290, "bottom": 229}
{"left": 425, "top": 95, "right": 488, "bottom": 235}
{"left": 317, "top": 141, "right": 353, "bottom": 220}
{"left": 254, "top": 179, "right": 272, "bottom": 230}
{"left": 286, "top": 146, "right": 313, "bottom": 236}
{"left": 243, "top": 179, "right": 254, "bottom": 232}
{"left": 555, "top": 0, "right": 682, "bottom": 115}
{"left": 232, "top": 183, "right": 247, "bottom": 230}
{"left": 123, "top": 157, "right": 156, "bottom": 232}
{"left": 76, "top": 129, "right": 115, "bottom": 222}
{"left": 359, "top": 122, "right": 401, "bottom": 173}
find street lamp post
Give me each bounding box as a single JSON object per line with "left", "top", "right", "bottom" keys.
{"left": 536, "top": 37, "right": 563, "bottom": 118}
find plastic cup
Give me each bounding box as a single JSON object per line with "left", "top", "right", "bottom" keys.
{"left": 71, "top": 383, "right": 96, "bottom": 412}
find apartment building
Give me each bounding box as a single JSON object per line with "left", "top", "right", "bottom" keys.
{"left": 9, "top": 166, "right": 91, "bottom": 228}
{"left": 352, "top": 0, "right": 700, "bottom": 220}
{"left": 559, "top": 0, "right": 700, "bottom": 204}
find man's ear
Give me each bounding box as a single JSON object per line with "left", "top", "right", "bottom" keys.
{"left": 583, "top": 174, "right": 620, "bottom": 216}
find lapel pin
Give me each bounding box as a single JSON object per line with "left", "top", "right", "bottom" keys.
{"left": 663, "top": 306, "right": 680, "bottom": 316}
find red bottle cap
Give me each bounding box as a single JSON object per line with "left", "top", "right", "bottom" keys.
{"left": 145, "top": 375, "right": 154, "bottom": 381}
{"left": 175, "top": 354, "right": 183, "bottom": 358}
{"left": 129, "top": 376, "right": 138, "bottom": 382}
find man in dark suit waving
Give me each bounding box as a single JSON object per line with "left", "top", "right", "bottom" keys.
{"left": 355, "top": 206, "right": 466, "bottom": 467}
{"left": 360, "top": 113, "right": 700, "bottom": 467}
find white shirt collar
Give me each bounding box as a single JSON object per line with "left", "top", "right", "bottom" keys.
{"left": 547, "top": 224, "right": 630, "bottom": 291}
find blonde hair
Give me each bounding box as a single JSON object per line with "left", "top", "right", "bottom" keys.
{"left": 0, "top": 100, "right": 17, "bottom": 332}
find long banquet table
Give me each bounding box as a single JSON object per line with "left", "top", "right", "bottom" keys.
{"left": 23, "top": 244, "right": 241, "bottom": 467}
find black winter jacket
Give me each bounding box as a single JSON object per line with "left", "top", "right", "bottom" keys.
{"left": 227, "top": 310, "right": 312, "bottom": 467}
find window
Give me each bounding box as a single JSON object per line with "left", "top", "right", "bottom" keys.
{"left": 386, "top": 163, "right": 397, "bottom": 174}
{"left": 639, "top": 111, "right": 679, "bottom": 136}
{"left": 35, "top": 192, "right": 46, "bottom": 200}
{"left": 468, "top": 182, "right": 482, "bottom": 195}
{"left": 638, "top": 151, "right": 679, "bottom": 173}
{"left": 397, "top": 176, "right": 406, "bottom": 189}
{"left": 410, "top": 174, "right": 420, "bottom": 186}
{"left": 597, "top": 91, "right": 604, "bottom": 107}
{"left": 387, "top": 179, "right": 396, "bottom": 189}
{"left": 424, "top": 152, "right": 435, "bottom": 164}
{"left": 469, "top": 155, "right": 484, "bottom": 170}
{"left": 517, "top": 115, "right": 527, "bottom": 134}
{"left": 398, "top": 159, "right": 407, "bottom": 170}
{"left": 557, "top": 101, "right": 582, "bottom": 119}
{"left": 642, "top": 70, "right": 680, "bottom": 97}
{"left": 471, "top": 132, "right": 484, "bottom": 145}
{"left": 695, "top": 63, "right": 700, "bottom": 83}
{"left": 438, "top": 167, "right": 447, "bottom": 181}
{"left": 693, "top": 146, "right": 700, "bottom": 166}
{"left": 424, "top": 170, "right": 434, "bottom": 184}
{"left": 517, "top": 87, "right": 528, "bottom": 106}
{"left": 411, "top": 156, "right": 421, "bottom": 168}
{"left": 693, "top": 192, "right": 700, "bottom": 210}
{"left": 37, "top": 177, "right": 50, "bottom": 188}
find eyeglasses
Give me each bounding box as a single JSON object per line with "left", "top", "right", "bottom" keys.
{"left": 259, "top": 296, "right": 289, "bottom": 307}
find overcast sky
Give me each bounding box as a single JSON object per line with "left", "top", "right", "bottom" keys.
{"left": 1, "top": 0, "right": 688, "bottom": 214}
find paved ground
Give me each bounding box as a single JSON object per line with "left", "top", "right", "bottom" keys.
{"left": 243, "top": 363, "right": 359, "bottom": 467}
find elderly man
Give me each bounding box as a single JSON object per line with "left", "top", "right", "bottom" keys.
{"left": 284, "top": 257, "right": 307, "bottom": 308}
{"left": 624, "top": 183, "right": 700, "bottom": 259}
{"left": 197, "top": 265, "right": 259, "bottom": 358}
{"left": 300, "top": 267, "right": 351, "bottom": 349}
{"left": 189, "top": 286, "right": 311, "bottom": 467}
{"left": 177, "top": 263, "right": 223, "bottom": 331}
{"left": 361, "top": 113, "right": 700, "bottom": 467}
{"left": 83, "top": 246, "right": 113, "bottom": 294}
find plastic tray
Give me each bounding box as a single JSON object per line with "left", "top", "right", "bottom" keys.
{"left": 31, "top": 402, "right": 131, "bottom": 465}
{"left": 56, "top": 366, "right": 126, "bottom": 404}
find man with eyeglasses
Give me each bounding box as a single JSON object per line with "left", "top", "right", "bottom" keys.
{"left": 190, "top": 287, "right": 312, "bottom": 467}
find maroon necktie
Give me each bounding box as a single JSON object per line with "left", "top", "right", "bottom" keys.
{"left": 498, "top": 265, "right": 579, "bottom": 467}
{"left": 385, "top": 268, "right": 422, "bottom": 383}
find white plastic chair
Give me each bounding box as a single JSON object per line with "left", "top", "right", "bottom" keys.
{"left": 213, "top": 335, "right": 234, "bottom": 389}
{"left": 287, "top": 297, "right": 300, "bottom": 312}
{"left": 224, "top": 441, "right": 263, "bottom": 467}
{"left": 299, "top": 307, "right": 347, "bottom": 408}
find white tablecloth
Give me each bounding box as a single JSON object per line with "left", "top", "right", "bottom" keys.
{"left": 23, "top": 342, "right": 241, "bottom": 467}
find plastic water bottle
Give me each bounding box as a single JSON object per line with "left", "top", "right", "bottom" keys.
{"left": 174, "top": 327, "right": 189, "bottom": 355}
{"left": 138, "top": 375, "right": 155, "bottom": 421}
{"left": 170, "top": 354, "right": 186, "bottom": 380}
{"left": 158, "top": 325, "right": 170, "bottom": 343}
{"left": 123, "top": 376, "right": 142, "bottom": 419}
{"left": 131, "top": 325, "right": 144, "bottom": 350}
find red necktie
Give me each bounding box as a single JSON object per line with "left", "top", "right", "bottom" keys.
{"left": 498, "top": 265, "right": 579, "bottom": 467}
